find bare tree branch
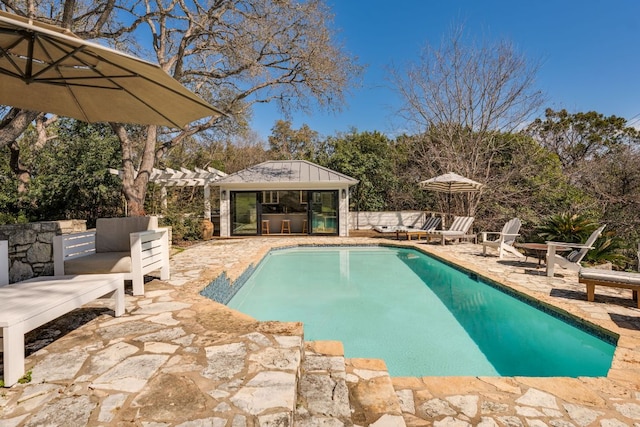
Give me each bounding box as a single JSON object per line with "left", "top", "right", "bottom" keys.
{"left": 390, "top": 25, "right": 545, "bottom": 216}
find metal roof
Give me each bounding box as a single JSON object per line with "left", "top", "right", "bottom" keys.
{"left": 216, "top": 160, "right": 358, "bottom": 185}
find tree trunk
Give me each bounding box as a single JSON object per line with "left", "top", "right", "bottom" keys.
{"left": 8, "top": 141, "right": 30, "bottom": 195}
{"left": 0, "top": 109, "right": 40, "bottom": 149}
{"left": 111, "top": 124, "right": 158, "bottom": 217}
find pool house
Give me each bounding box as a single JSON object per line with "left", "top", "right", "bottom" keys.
{"left": 217, "top": 160, "right": 358, "bottom": 237}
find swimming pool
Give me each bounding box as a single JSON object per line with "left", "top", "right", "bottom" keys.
{"left": 226, "top": 246, "right": 616, "bottom": 377}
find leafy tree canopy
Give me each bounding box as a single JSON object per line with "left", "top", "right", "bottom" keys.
{"left": 0, "top": 120, "right": 122, "bottom": 224}
{"left": 319, "top": 130, "right": 397, "bottom": 212}
{"left": 527, "top": 108, "right": 639, "bottom": 172}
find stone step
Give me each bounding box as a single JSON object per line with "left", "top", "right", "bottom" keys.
{"left": 199, "top": 327, "right": 305, "bottom": 426}
{"left": 295, "top": 341, "right": 353, "bottom": 426}
{"left": 345, "top": 358, "right": 406, "bottom": 427}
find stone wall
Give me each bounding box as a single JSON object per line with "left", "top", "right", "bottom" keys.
{"left": 0, "top": 220, "right": 87, "bottom": 283}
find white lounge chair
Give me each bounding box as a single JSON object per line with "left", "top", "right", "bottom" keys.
{"left": 0, "top": 240, "right": 125, "bottom": 386}
{"left": 425, "top": 216, "right": 475, "bottom": 244}
{"left": 395, "top": 216, "right": 442, "bottom": 240}
{"left": 480, "top": 218, "right": 525, "bottom": 259}
{"left": 54, "top": 216, "right": 170, "bottom": 295}
{"left": 545, "top": 225, "right": 606, "bottom": 277}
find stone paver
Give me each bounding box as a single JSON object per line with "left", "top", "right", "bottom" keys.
{"left": 346, "top": 357, "right": 404, "bottom": 426}
{"left": 0, "top": 234, "right": 638, "bottom": 426}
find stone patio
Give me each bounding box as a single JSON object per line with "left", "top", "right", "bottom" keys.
{"left": 0, "top": 235, "right": 639, "bottom": 426}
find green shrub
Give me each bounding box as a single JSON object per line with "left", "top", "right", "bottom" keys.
{"left": 582, "top": 232, "right": 628, "bottom": 268}
{"left": 0, "top": 211, "right": 30, "bottom": 225}
{"left": 160, "top": 213, "right": 203, "bottom": 243}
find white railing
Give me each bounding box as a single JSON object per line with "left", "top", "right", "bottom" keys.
{"left": 348, "top": 211, "right": 431, "bottom": 230}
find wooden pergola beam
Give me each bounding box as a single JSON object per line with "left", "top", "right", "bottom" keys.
{"left": 109, "top": 167, "right": 227, "bottom": 220}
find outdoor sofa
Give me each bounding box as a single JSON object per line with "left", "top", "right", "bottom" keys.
{"left": 54, "top": 216, "right": 170, "bottom": 296}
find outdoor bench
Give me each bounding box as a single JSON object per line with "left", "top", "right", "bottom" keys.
{"left": 578, "top": 268, "right": 640, "bottom": 309}
{"left": 0, "top": 274, "right": 125, "bottom": 386}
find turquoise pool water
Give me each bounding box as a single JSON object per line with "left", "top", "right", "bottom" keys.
{"left": 227, "top": 246, "right": 616, "bottom": 377}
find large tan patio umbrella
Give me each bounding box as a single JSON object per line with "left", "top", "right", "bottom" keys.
{"left": 419, "top": 172, "right": 484, "bottom": 219}
{"left": 0, "top": 11, "right": 224, "bottom": 128}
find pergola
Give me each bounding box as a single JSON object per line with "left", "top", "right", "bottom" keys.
{"left": 109, "top": 167, "right": 227, "bottom": 220}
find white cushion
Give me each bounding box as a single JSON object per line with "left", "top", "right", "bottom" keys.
{"left": 579, "top": 268, "right": 640, "bottom": 285}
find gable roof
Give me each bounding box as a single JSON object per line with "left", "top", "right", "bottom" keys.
{"left": 216, "top": 160, "right": 358, "bottom": 185}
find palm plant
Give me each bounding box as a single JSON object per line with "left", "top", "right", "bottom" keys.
{"left": 582, "top": 232, "right": 628, "bottom": 268}
{"left": 535, "top": 212, "right": 598, "bottom": 243}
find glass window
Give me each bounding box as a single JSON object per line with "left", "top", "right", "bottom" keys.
{"left": 261, "top": 190, "right": 307, "bottom": 214}
{"left": 262, "top": 191, "right": 279, "bottom": 204}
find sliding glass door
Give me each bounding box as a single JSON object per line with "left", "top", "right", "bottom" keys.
{"left": 231, "top": 192, "right": 258, "bottom": 235}
{"left": 309, "top": 191, "right": 338, "bottom": 235}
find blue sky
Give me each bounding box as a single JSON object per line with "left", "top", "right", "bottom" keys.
{"left": 250, "top": 0, "right": 640, "bottom": 140}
